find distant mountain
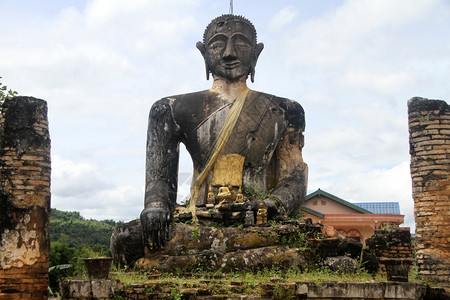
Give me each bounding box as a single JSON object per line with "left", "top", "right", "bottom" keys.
{"left": 50, "top": 208, "right": 123, "bottom": 249}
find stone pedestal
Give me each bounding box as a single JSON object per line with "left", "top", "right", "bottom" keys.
{"left": 380, "top": 258, "right": 413, "bottom": 282}
{"left": 59, "top": 280, "right": 115, "bottom": 300}
{"left": 0, "top": 97, "right": 51, "bottom": 299}
{"left": 115, "top": 222, "right": 310, "bottom": 272}
{"left": 408, "top": 97, "right": 449, "bottom": 290}
{"left": 112, "top": 220, "right": 380, "bottom": 274}
{"left": 83, "top": 258, "right": 113, "bottom": 279}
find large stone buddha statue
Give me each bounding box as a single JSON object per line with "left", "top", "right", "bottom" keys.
{"left": 139, "top": 14, "right": 308, "bottom": 250}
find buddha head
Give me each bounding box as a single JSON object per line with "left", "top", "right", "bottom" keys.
{"left": 197, "top": 15, "right": 264, "bottom": 83}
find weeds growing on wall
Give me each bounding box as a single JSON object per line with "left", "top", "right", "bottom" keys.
{"left": 109, "top": 266, "right": 390, "bottom": 299}
{"left": 0, "top": 77, "right": 18, "bottom": 109}
{"left": 279, "top": 230, "right": 309, "bottom": 250}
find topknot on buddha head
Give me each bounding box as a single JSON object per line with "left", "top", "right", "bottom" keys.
{"left": 203, "top": 14, "right": 257, "bottom": 46}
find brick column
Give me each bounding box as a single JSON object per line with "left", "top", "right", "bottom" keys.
{"left": 0, "top": 97, "right": 51, "bottom": 299}
{"left": 408, "top": 97, "right": 449, "bottom": 289}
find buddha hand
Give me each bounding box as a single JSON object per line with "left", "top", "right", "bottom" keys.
{"left": 140, "top": 202, "right": 172, "bottom": 250}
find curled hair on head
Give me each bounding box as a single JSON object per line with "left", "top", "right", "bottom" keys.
{"left": 203, "top": 14, "right": 257, "bottom": 45}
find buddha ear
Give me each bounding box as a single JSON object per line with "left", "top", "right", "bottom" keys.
{"left": 250, "top": 42, "right": 264, "bottom": 83}
{"left": 196, "top": 41, "right": 210, "bottom": 81}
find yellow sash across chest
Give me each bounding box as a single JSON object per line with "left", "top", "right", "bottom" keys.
{"left": 186, "top": 88, "right": 250, "bottom": 222}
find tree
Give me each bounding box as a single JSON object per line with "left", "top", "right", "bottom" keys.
{"left": 48, "top": 209, "right": 123, "bottom": 294}
{"left": 49, "top": 241, "right": 76, "bottom": 293}
{"left": 49, "top": 241, "right": 76, "bottom": 267}
{"left": 50, "top": 208, "right": 122, "bottom": 250}
{"left": 0, "top": 76, "right": 18, "bottom": 109}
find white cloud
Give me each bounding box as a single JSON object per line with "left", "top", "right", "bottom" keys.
{"left": 51, "top": 156, "right": 112, "bottom": 197}
{"left": 337, "top": 67, "right": 413, "bottom": 95}
{"left": 268, "top": 6, "right": 298, "bottom": 32}
{"left": 52, "top": 155, "right": 143, "bottom": 221}
{"left": 83, "top": 185, "right": 143, "bottom": 221}
{"left": 84, "top": 0, "right": 200, "bottom": 52}
{"left": 281, "top": 0, "right": 444, "bottom": 66}
{"left": 340, "top": 161, "right": 415, "bottom": 230}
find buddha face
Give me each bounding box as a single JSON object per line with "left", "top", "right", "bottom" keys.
{"left": 197, "top": 16, "right": 264, "bottom": 82}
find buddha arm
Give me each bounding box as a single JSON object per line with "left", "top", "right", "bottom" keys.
{"left": 270, "top": 101, "right": 308, "bottom": 216}
{"left": 141, "top": 99, "right": 180, "bottom": 250}
{"left": 144, "top": 99, "right": 180, "bottom": 210}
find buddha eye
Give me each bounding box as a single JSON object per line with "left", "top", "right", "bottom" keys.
{"left": 209, "top": 41, "right": 225, "bottom": 51}
{"left": 233, "top": 38, "right": 251, "bottom": 49}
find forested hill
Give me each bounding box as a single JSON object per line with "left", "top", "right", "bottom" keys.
{"left": 50, "top": 208, "right": 123, "bottom": 249}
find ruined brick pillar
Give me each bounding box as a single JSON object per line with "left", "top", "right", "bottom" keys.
{"left": 408, "top": 97, "right": 449, "bottom": 289}
{"left": 0, "top": 97, "right": 51, "bottom": 299}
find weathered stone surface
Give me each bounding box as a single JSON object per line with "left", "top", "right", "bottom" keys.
{"left": 136, "top": 245, "right": 307, "bottom": 272}
{"left": 379, "top": 258, "right": 414, "bottom": 282}
{"left": 408, "top": 97, "right": 449, "bottom": 290}
{"left": 112, "top": 221, "right": 314, "bottom": 267}
{"left": 0, "top": 97, "right": 51, "bottom": 299}
{"left": 311, "top": 236, "right": 379, "bottom": 274}
{"left": 121, "top": 222, "right": 323, "bottom": 272}
{"left": 224, "top": 245, "right": 306, "bottom": 271}
{"left": 164, "top": 223, "right": 281, "bottom": 255}
{"left": 62, "top": 276, "right": 448, "bottom": 299}
{"left": 303, "top": 281, "right": 425, "bottom": 299}
{"left": 324, "top": 256, "right": 358, "bottom": 273}
{"left": 366, "top": 230, "right": 413, "bottom": 259}
{"left": 141, "top": 223, "right": 309, "bottom": 271}
{"left": 60, "top": 280, "right": 115, "bottom": 299}
{"left": 110, "top": 220, "right": 144, "bottom": 266}
{"left": 112, "top": 219, "right": 382, "bottom": 275}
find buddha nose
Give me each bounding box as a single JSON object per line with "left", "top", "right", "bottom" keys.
{"left": 223, "top": 39, "right": 237, "bottom": 60}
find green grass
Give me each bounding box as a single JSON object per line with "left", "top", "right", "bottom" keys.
{"left": 110, "top": 271, "right": 151, "bottom": 285}
{"left": 109, "top": 266, "right": 389, "bottom": 298}
{"left": 111, "top": 266, "right": 389, "bottom": 283}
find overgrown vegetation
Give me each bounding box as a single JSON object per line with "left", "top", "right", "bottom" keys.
{"left": 49, "top": 209, "right": 123, "bottom": 294}
{"left": 241, "top": 185, "right": 272, "bottom": 200}
{"left": 110, "top": 266, "right": 390, "bottom": 298}
{"left": 49, "top": 209, "right": 424, "bottom": 298}
{"left": 279, "top": 230, "right": 309, "bottom": 250}
{"left": 50, "top": 208, "right": 122, "bottom": 249}
{"left": 0, "top": 76, "right": 18, "bottom": 109}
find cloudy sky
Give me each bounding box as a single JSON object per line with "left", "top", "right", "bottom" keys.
{"left": 1, "top": 0, "right": 449, "bottom": 231}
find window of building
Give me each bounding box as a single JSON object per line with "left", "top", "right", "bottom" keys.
{"left": 347, "top": 229, "right": 362, "bottom": 242}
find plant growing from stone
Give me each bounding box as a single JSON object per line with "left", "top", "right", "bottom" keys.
{"left": 191, "top": 227, "right": 200, "bottom": 239}
{"left": 0, "top": 76, "right": 18, "bottom": 109}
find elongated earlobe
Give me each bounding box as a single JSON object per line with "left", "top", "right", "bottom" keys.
{"left": 196, "top": 41, "right": 210, "bottom": 80}
{"left": 250, "top": 42, "right": 264, "bottom": 83}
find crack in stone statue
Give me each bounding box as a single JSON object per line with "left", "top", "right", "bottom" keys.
{"left": 113, "top": 15, "right": 308, "bottom": 259}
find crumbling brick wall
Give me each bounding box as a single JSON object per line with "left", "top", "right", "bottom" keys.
{"left": 408, "top": 97, "right": 449, "bottom": 289}
{"left": 366, "top": 229, "right": 413, "bottom": 260}
{"left": 0, "top": 97, "right": 51, "bottom": 299}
